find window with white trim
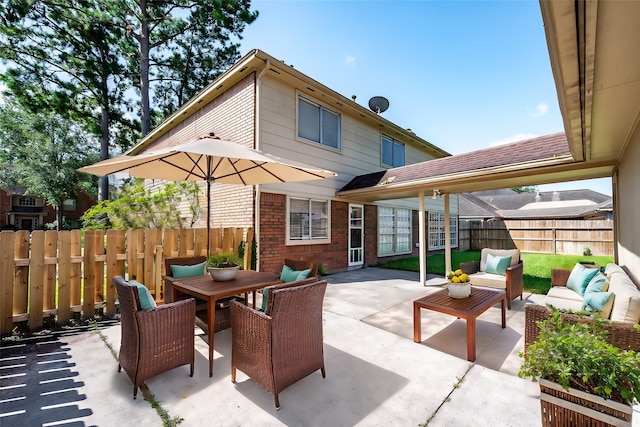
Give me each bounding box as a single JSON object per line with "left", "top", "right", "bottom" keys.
{"left": 298, "top": 96, "right": 341, "bottom": 150}
{"left": 382, "top": 135, "right": 405, "bottom": 167}
{"left": 288, "top": 197, "right": 329, "bottom": 243}
{"left": 18, "top": 197, "right": 36, "bottom": 206}
{"left": 428, "top": 212, "right": 459, "bottom": 250}
{"left": 378, "top": 207, "right": 412, "bottom": 255}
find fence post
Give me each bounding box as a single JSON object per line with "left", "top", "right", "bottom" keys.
{"left": 0, "top": 231, "right": 15, "bottom": 335}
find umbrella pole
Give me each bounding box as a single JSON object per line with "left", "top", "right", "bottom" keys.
{"left": 206, "top": 179, "right": 211, "bottom": 259}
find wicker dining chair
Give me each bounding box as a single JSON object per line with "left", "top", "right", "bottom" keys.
{"left": 114, "top": 276, "right": 196, "bottom": 399}
{"left": 230, "top": 279, "right": 327, "bottom": 409}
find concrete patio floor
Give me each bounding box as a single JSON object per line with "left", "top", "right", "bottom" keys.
{"left": 3, "top": 267, "right": 637, "bottom": 426}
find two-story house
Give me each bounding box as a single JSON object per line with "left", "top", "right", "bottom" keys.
{"left": 0, "top": 187, "right": 95, "bottom": 230}
{"left": 128, "top": 49, "right": 458, "bottom": 273}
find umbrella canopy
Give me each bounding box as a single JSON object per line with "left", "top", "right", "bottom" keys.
{"left": 78, "top": 136, "right": 337, "bottom": 254}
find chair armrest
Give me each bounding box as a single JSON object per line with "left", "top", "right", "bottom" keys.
{"left": 551, "top": 269, "right": 571, "bottom": 287}
{"left": 505, "top": 261, "right": 524, "bottom": 305}
{"left": 460, "top": 261, "right": 480, "bottom": 274}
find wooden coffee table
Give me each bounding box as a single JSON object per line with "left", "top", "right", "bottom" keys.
{"left": 413, "top": 287, "right": 507, "bottom": 361}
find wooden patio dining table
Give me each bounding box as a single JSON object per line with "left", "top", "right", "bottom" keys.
{"left": 167, "top": 270, "right": 281, "bottom": 377}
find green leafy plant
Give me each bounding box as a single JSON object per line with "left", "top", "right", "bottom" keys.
{"left": 583, "top": 247, "right": 592, "bottom": 256}
{"left": 207, "top": 253, "right": 243, "bottom": 269}
{"left": 519, "top": 309, "right": 640, "bottom": 405}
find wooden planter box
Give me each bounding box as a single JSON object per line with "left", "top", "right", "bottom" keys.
{"left": 539, "top": 379, "right": 632, "bottom": 427}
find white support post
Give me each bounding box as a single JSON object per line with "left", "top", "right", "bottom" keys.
{"left": 419, "top": 191, "right": 426, "bottom": 286}
{"left": 444, "top": 193, "right": 452, "bottom": 275}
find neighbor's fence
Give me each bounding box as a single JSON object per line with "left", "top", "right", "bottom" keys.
{"left": 0, "top": 227, "right": 253, "bottom": 335}
{"left": 459, "top": 219, "right": 613, "bottom": 256}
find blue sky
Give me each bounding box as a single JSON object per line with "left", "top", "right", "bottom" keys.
{"left": 239, "top": 0, "right": 612, "bottom": 196}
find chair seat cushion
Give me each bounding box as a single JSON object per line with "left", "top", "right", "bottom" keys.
{"left": 468, "top": 271, "right": 506, "bottom": 289}
{"left": 547, "top": 286, "right": 584, "bottom": 302}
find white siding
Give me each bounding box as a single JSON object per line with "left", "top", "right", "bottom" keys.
{"left": 616, "top": 128, "right": 640, "bottom": 283}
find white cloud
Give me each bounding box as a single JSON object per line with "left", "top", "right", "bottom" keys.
{"left": 344, "top": 54, "right": 356, "bottom": 66}
{"left": 527, "top": 102, "right": 548, "bottom": 118}
{"left": 489, "top": 132, "right": 538, "bottom": 147}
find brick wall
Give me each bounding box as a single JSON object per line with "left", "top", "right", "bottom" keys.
{"left": 258, "top": 192, "right": 349, "bottom": 273}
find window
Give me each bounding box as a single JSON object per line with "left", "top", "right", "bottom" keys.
{"left": 428, "top": 212, "right": 459, "bottom": 250}
{"left": 288, "top": 197, "right": 329, "bottom": 243}
{"left": 63, "top": 199, "right": 76, "bottom": 211}
{"left": 298, "top": 96, "right": 341, "bottom": 149}
{"left": 18, "top": 197, "right": 36, "bottom": 206}
{"left": 378, "top": 207, "right": 412, "bottom": 255}
{"left": 382, "top": 135, "right": 405, "bottom": 167}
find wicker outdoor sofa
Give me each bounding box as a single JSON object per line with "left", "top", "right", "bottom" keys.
{"left": 524, "top": 263, "right": 640, "bottom": 352}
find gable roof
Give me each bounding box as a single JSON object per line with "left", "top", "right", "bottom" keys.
{"left": 130, "top": 49, "right": 449, "bottom": 159}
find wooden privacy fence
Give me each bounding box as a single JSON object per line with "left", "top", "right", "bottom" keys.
{"left": 0, "top": 227, "right": 253, "bottom": 335}
{"left": 459, "top": 219, "right": 613, "bottom": 256}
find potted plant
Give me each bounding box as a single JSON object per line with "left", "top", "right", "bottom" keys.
{"left": 207, "top": 253, "right": 243, "bottom": 281}
{"left": 446, "top": 268, "right": 471, "bottom": 298}
{"left": 519, "top": 309, "right": 640, "bottom": 426}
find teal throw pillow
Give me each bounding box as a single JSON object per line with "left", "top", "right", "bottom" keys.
{"left": 585, "top": 271, "right": 607, "bottom": 294}
{"left": 280, "top": 265, "right": 311, "bottom": 283}
{"left": 170, "top": 261, "right": 206, "bottom": 279}
{"left": 129, "top": 279, "right": 157, "bottom": 309}
{"left": 582, "top": 291, "right": 613, "bottom": 312}
{"left": 260, "top": 286, "right": 273, "bottom": 312}
{"left": 566, "top": 264, "right": 599, "bottom": 296}
{"left": 484, "top": 254, "right": 512, "bottom": 275}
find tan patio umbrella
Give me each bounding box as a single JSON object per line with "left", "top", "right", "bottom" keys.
{"left": 78, "top": 136, "right": 337, "bottom": 250}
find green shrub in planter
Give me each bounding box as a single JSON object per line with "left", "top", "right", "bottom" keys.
{"left": 519, "top": 308, "right": 640, "bottom": 405}
{"left": 207, "top": 253, "right": 243, "bottom": 269}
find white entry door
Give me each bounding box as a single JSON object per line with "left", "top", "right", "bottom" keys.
{"left": 348, "top": 204, "right": 364, "bottom": 267}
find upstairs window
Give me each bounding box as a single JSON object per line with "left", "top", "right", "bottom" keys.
{"left": 18, "top": 197, "right": 36, "bottom": 206}
{"left": 298, "top": 96, "right": 341, "bottom": 150}
{"left": 382, "top": 135, "right": 405, "bottom": 167}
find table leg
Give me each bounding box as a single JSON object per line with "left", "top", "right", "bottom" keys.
{"left": 207, "top": 298, "right": 216, "bottom": 377}
{"left": 413, "top": 303, "right": 422, "bottom": 343}
{"left": 501, "top": 295, "right": 506, "bottom": 328}
{"left": 466, "top": 317, "right": 476, "bottom": 361}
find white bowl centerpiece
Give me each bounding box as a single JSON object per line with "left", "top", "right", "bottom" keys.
{"left": 447, "top": 268, "right": 471, "bottom": 298}
{"left": 207, "top": 254, "right": 243, "bottom": 281}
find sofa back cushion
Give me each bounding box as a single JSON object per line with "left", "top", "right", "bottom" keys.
{"left": 480, "top": 248, "right": 520, "bottom": 272}
{"left": 608, "top": 269, "right": 640, "bottom": 323}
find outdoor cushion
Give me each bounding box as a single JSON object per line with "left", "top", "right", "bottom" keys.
{"left": 608, "top": 271, "right": 640, "bottom": 323}
{"left": 604, "top": 263, "right": 627, "bottom": 279}
{"left": 467, "top": 271, "right": 507, "bottom": 289}
{"left": 582, "top": 291, "right": 614, "bottom": 318}
{"left": 484, "top": 254, "right": 511, "bottom": 275}
{"left": 545, "top": 295, "right": 584, "bottom": 312}
{"left": 170, "top": 261, "right": 206, "bottom": 279}
{"left": 280, "top": 265, "right": 312, "bottom": 283}
{"left": 129, "top": 279, "right": 157, "bottom": 310}
{"left": 565, "top": 263, "right": 599, "bottom": 297}
{"left": 479, "top": 248, "right": 519, "bottom": 272}
{"left": 585, "top": 271, "right": 607, "bottom": 294}
{"left": 546, "top": 286, "right": 584, "bottom": 302}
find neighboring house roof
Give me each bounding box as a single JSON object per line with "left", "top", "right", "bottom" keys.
{"left": 338, "top": 132, "right": 576, "bottom": 201}
{"left": 459, "top": 188, "right": 612, "bottom": 220}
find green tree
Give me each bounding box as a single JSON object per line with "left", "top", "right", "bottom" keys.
{"left": 82, "top": 178, "right": 202, "bottom": 230}
{"left": 0, "top": 0, "right": 136, "bottom": 200}
{"left": 0, "top": 101, "right": 100, "bottom": 230}
{"left": 112, "top": 0, "right": 258, "bottom": 134}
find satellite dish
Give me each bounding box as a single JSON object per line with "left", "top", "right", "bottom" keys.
{"left": 368, "top": 96, "right": 389, "bottom": 114}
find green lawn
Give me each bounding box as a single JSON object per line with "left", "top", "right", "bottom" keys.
{"left": 374, "top": 251, "right": 614, "bottom": 294}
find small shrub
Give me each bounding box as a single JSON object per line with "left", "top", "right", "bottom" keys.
{"left": 583, "top": 247, "right": 592, "bottom": 256}
{"left": 207, "top": 253, "right": 243, "bottom": 268}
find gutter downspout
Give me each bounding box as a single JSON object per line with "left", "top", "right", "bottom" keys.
{"left": 254, "top": 58, "right": 270, "bottom": 271}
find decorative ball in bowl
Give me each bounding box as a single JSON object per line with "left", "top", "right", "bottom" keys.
{"left": 207, "top": 264, "right": 240, "bottom": 281}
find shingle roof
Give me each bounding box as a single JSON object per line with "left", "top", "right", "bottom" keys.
{"left": 458, "top": 193, "right": 499, "bottom": 219}
{"left": 340, "top": 132, "right": 570, "bottom": 192}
